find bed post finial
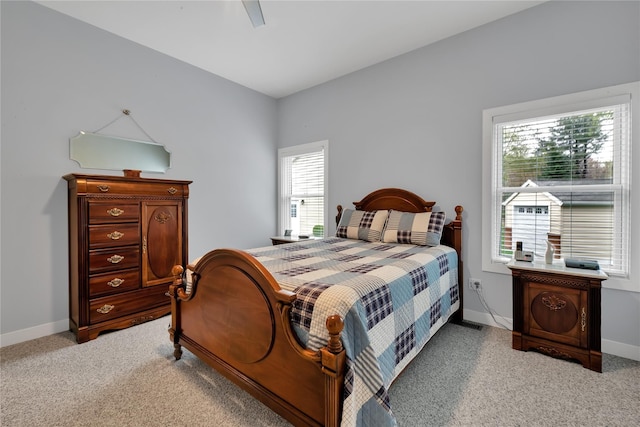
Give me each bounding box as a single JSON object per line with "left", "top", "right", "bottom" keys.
{"left": 168, "top": 264, "right": 192, "bottom": 301}
{"left": 326, "top": 314, "right": 344, "bottom": 354}
{"left": 455, "top": 205, "right": 463, "bottom": 221}
{"left": 336, "top": 205, "right": 343, "bottom": 227}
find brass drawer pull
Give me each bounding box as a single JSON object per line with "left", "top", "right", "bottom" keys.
{"left": 107, "top": 278, "right": 124, "bottom": 287}
{"left": 107, "top": 231, "right": 124, "bottom": 240}
{"left": 167, "top": 187, "right": 177, "bottom": 195}
{"left": 107, "top": 255, "right": 124, "bottom": 264}
{"left": 581, "top": 307, "right": 587, "bottom": 332}
{"left": 97, "top": 185, "right": 110, "bottom": 192}
{"left": 107, "top": 208, "right": 124, "bottom": 217}
{"left": 96, "top": 304, "right": 115, "bottom": 314}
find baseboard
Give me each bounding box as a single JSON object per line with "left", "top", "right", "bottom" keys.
{"left": 3, "top": 313, "right": 639, "bottom": 362}
{"left": 463, "top": 308, "right": 513, "bottom": 330}
{"left": 463, "top": 308, "right": 640, "bottom": 362}
{"left": 601, "top": 338, "right": 640, "bottom": 362}
{"left": 0, "top": 319, "right": 68, "bottom": 348}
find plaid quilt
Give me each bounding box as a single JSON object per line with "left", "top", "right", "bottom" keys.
{"left": 247, "top": 237, "right": 460, "bottom": 427}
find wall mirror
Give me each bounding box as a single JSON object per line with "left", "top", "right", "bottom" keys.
{"left": 70, "top": 131, "right": 171, "bottom": 174}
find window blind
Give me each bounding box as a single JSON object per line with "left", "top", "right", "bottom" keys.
{"left": 491, "top": 99, "right": 630, "bottom": 276}
{"left": 278, "top": 141, "right": 328, "bottom": 237}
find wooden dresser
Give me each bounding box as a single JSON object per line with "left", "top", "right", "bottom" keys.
{"left": 64, "top": 173, "right": 191, "bottom": 343}
{"left": 507, "top": 260, "right": 607, "bottom": 372}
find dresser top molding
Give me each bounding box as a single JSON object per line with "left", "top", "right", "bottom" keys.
{"left": 63, "top": 173, "right": 192, "bottom": 185}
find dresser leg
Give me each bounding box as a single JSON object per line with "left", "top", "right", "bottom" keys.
{"left": 589, "top": 350, "right": 602, "bottom": 373}
{"left": 75, "top": 327, "right": 90, "bottom": 344}
{"left": 512, "top": 331, "right": 523, "bottom": 351}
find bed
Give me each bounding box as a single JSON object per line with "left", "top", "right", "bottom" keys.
{"left": 168, "top": 188, "right": 463, "bottom": 426}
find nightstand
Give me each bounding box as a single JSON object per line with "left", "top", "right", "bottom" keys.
{"left": 270, "top": 236, "right": 320, "bottom": 245}
{"left": 507, "top": 259, "right": 607, "bottom": 372}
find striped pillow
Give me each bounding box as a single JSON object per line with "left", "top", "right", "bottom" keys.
{"left": 336, "top": 209, "right": 388, "bottom": 242}
{"left": 382, "top": 210, "right": 446, "bottom": 246}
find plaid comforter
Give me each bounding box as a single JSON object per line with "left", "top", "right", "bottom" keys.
{"left": 247, "top": 237, "right": 459, "bottom": 427}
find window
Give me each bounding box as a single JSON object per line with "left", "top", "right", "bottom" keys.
{"left": 278, "top": 141, "right": 328, "bottom": 237}
{"left": 483, "top": 83, "right": 636, "bottom": 277}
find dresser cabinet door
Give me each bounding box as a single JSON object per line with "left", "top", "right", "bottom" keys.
{"left": 141, "top": 201, "right": 183, "bottom": 287}
{"left": 524, "top": 282, "right": 588, "bottom": 348}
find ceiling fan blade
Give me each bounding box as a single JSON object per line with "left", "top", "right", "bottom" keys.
{"left": 241, "top": 0, "right": 265, "bottom": 28}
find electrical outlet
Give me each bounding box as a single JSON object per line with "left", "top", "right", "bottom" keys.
{"left": 468, "top": 278, "right": 481, "bottom": 290}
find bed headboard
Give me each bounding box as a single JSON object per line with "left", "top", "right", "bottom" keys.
{"left": 354, "top": 187, "right": 436, "bottom": 213}
{"left": 336, "top": 188, "right": 461, "bottom": 226}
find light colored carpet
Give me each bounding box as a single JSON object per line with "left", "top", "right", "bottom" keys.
{"left": 1, "top": 317, "right": 638, "bottom": 426}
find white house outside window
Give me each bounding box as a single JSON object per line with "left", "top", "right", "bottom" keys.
{"left": 278, "top": 141, "right": 328, "bottom": 237}
{"left": 483, "top": 83, "right": 635, "bottom": 277}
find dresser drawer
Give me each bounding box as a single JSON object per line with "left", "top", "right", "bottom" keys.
{"left": 89, "top": 269, "right": 140, "bottom": 297}
{"left": 89, "top": 203, "right": 139, "bottom": 224}
{"left": 86, "top": 179, "right": 186, "bottom": 197}
{"left": 89, "top": 286, "right": 170, "bottom": 325}
{"left": 89, "top": 247, "right": 139, "bottom": 273}
{"left": 89, "top": 223, "right": 140, "bottom": 248}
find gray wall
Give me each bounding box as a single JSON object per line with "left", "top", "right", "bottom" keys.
{"left": 1, "top": 1, "right": 277, "bottom": 340}
{"left": 277, "top": 1, "right": 640, "bottom": 355}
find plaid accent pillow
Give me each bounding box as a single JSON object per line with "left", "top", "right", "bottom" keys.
{"left": 381, "top": 210, "right": 446, "bottom": 246}
{"left": 336, "top": 209, "right": 388, "bottom": 242}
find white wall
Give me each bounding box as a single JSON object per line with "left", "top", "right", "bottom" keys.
{"left": 0, "top": 1, "right": 277, "bottom": 344}
{"left": 277, "top": 1, "right": 640, "bottom": 359}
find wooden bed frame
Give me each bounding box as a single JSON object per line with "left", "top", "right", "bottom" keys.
{"left": 168, "top": 188, "right": 463, "bottom": 426}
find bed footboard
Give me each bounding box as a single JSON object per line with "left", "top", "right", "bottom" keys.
{"left": 168, "top": 250, "right": 346, "bottom": 427}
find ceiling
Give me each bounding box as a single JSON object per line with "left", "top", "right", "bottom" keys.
{"left": 37, "top": 0, "right": 546, "bottom": 99}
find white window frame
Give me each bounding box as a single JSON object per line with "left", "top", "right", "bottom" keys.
{"left": 277, "top": 140, "right": 329, "bottom": 236}
{"left": 482, "top": 82, "right": 637, "bottom": 281}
